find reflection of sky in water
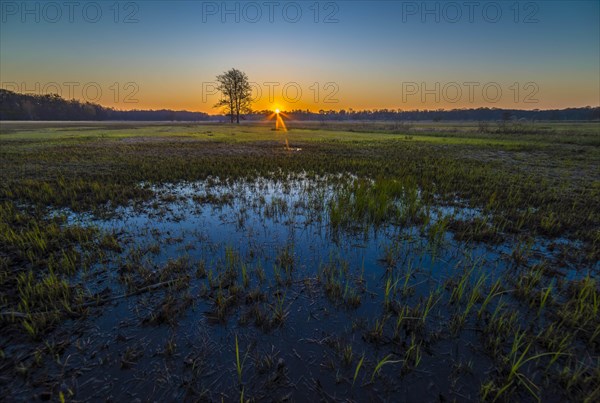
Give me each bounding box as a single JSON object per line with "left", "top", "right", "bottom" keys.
{"left": 44, "top": 177, "right": 598, "bottom": 401}
{"left": 57, "top": 177, "right": 593, "bottom": 291}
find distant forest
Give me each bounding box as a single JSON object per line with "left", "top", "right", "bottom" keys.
{"left": 0, "top": 90, "right": 210, "bottom": 121}
{"left": 1, "top": 89, "right": 598, "bottom": 122}
{"left": 247, "top": 107, "right": 600, "bottom": 122}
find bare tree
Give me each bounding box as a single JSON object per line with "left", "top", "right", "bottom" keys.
{"left": 214, "top": 68, "right": 252, "bottom": 124}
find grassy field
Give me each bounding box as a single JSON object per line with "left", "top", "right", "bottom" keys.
{"left": 0, "top": 121, "right": 599, "bottom": 401}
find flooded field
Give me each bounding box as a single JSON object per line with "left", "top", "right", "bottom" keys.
{"left": 1, "top": 122, "right": 599, "bottom": 401}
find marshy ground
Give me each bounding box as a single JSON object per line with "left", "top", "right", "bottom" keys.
{"left": 0, "top": 121, "right": 599, "bottom": 401}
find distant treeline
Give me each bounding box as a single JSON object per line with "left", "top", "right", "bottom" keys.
{"left": 247, "top": 107, "right": 600, "bottom": 122}
{"left": 1, "top": 89, "right": 598, "bottom": 122}
{"left": 0, "top": 90, "right": 210, "bottom": 121}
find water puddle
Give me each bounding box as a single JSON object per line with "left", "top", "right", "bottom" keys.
{"left": 36, "top": 176, "right": 596, "bottom": 401}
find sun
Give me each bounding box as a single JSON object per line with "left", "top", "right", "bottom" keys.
{"left": 275, "top": 109, "right": 280, "bottom": 114}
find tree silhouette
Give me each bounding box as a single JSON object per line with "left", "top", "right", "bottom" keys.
{"left": 214, "top": 68, "right": 252, "bottom": 124}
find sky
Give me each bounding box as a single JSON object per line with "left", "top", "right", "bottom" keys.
{"left": 1, "top": 1, "right": 599, "bottom": 113}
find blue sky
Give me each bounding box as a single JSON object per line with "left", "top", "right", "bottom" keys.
{"left": 1, "top": 1, "right": 598, "bottom": 111}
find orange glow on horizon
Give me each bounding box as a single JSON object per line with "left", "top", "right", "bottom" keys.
{"left": 10, "top": 83, "right": 596, "bottom": 113}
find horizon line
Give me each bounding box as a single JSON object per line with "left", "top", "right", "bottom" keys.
{"left": 1, "top": 89, "right": 599, "bottom": 115}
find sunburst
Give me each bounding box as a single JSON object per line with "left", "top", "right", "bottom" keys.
{"left": 267, "top": 108, "right": 291, "bottom": 150}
